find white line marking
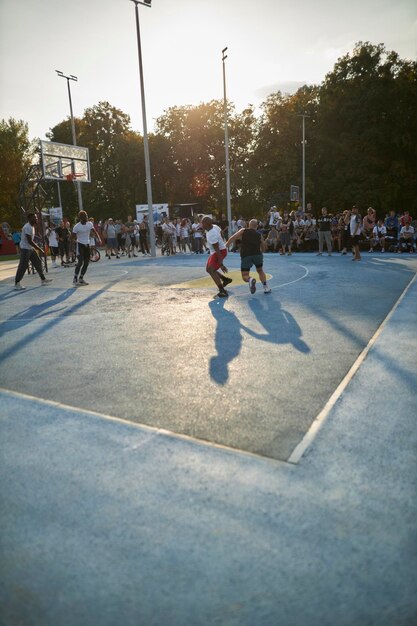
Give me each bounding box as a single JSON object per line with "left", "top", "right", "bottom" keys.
{"left": 0, "top": 387, "right": 288, "bottom": 467}
{"left": 287, "top": 271, "right": 417, "bottom": 464}
{"left": 231, "top": 264, "right": 309, "bottom": 299}
{"left": 274, "top": 264, "right": 309, "bottom": 289}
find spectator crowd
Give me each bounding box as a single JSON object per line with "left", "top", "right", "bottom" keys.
{"left": 3, "top": 206, "right": 416, "bottom": 263}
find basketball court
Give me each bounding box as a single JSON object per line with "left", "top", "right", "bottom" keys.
{"left": 1, "top": 250, "right": 417, "bottom": 625}
{"left": 1, "top": 251, "right": 416, "bottom": 461}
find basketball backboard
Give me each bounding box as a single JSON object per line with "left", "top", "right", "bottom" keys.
{"left": 40, "top": 140, "right": 90, "bottom": 182}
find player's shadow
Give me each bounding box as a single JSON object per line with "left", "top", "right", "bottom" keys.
{"left": 242, "top": 296, "right": 310, "bottom": 354}
{"left": 208, "top": 294, "right": 310, "bottom": 385}
{"left": 208, "top": 299, "right": 243, "bottom": 385}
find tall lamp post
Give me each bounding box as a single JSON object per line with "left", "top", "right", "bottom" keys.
{"left": 55, "top": 70, "right": 84, "bottom": 211}
{"left": 299, "top": 113, "right": 310, "bottom": 213}
{"left": 222, "top": 47, "right": 232, "bottom": 235}
{"left": 131, "top": 0, "right": 156, "bottom": 257}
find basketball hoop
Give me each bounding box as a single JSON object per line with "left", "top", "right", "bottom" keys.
{"left": 66, "top": 172, "right": 83, "bottom": 182}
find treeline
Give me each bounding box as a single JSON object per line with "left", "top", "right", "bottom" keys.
{"left": 1, "top": 42, "right": 416, "bottom": 226}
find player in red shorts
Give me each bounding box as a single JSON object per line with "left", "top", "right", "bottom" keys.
{"left": 202, "top": 216, "right": 232, "bottom": 298}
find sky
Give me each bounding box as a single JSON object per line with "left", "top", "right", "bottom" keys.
{"left": 1, "top": 0, "right": 416, "bottom": 142}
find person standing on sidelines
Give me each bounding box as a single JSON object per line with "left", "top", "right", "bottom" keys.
{"left": 14, "top": 213, "right": 52, "bottom": 290}
{"left": 46, "top": 222, "right": 60, "bottom": 268}
{"left": 350, "top": 206, "right": 362, "bottom": 261}
{"left": 317, "top": 207, "right": 333, "bottom": 256}
{"left": 226, "top": 219, "right": 271, "bottom": 295}
{"left": 202, "top": 216, "right": 232, "bottom": 298}
{"left": 72, "top": 211, "right": 101, "bottom": 286}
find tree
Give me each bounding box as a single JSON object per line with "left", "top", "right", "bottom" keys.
{"left": 48, "top": 101, "right": 142, "bottom": 220}
{"left": 313, "top": 42, "right": 417, "bottom": 211}
{"left": 0, "top": 118, "right": 36, "bottom": 226}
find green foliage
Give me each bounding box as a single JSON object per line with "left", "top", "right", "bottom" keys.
{"left": 0, "top": 118, "right": 35, "bottom": 226}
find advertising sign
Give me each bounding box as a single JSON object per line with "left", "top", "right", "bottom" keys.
{"left": 49, "top": 207, "right": 63, "bottom": 224}
{"left": 136, "top": 203, "right": 169, "bottom": 224}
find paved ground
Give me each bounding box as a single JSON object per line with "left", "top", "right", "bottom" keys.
{"left": 0, "top": 251, "right": 416, "bottom": 625}
{"left": 0, "top": 252, "right": 416, "bottom": 461}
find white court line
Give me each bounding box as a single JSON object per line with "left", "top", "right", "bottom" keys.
{"left": 231, "top": 264, "right": 309, "bottom": 299}
{"left": 0, "top": 387, "right": 288, "bottom": 467}
{"left": 274, "top": 264, "right": 309, "bottom": 289}
{"left": 287, "top": 271, "right": 417, "bottom": 464}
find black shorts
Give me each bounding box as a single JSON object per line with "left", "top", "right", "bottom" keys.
{"left": 351, "top": 235, "right": 361, "bottom": 245}
{"left": 241, "top": 253, "right": 263, "bottom": 271}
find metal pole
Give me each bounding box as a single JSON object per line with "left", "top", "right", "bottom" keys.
{"left": 56, "top": 70, "right": 84, "bottom": 212}
{"left": 57, "top": 181, "right": 62, "bottom": 209}
{"left": 302, "top": 115, "right": 306, "bottom": 212}
{"left": 66, "top": 78, "right": 84, "bottom": 212}
{"left": 132, "top": 0, "right": 156, "bottom": 257}
{"left": 299, "top": 113, "right": 309, "bottom": 213}
{"left": 222, "top": 47, "right": 232, "bottom": 236}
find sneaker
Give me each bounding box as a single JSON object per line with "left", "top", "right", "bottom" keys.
{"left": 215, "top": 290, "right": 228, "bottom": 298}
{"left": 41, "top": 279, "right": 53, "bottom": 285}
{"left": 381, "top": 249, "right": 385, "bottom": 253}
{"left": 14, "top": 283, "right": 26, "bottom": 290}
{"left": 116, "top": 255, "right": 120, "bottom": 259}
{"left": 316, "top": 252, "right": 322, "bottom": 256}
{"left": 327, "top": 253, "right": 332, "bottom": 256}
{"left": 250, "top": 278, "right": 256, "bottom": 294}
{"left": 264, "top": 287, "right": 272, "bottom": 294}
{"left": 78, "top": 278, "right": 89, "bottom": 285}
{"left": 369, "top": 249, "right": 373, "bottom": 253}
{"left": 73, "top": 277, "right": 78, "bottom": 286}
{"left": 222, "top": 276, "right": 233, "bottom": 288}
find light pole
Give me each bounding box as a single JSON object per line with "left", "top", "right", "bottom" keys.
{"left": 222, "top": 47, "right": 232, "bottom": 236}
{"left": 299, "top": 113, "right": 310, "bottom": 212}
{"left": 55, "top": 70, "right": 84, "bottom": 211}
{"left": 131, "top": 0, "right": 156, "bottom": 257}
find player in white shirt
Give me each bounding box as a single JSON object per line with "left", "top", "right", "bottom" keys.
{"left": 72, "top": 211, "right": 101, "bottom": 286}
{"left": 14, "top": 212, "right": 53, "bottom": 290}
{"left": 201, "top": 216, "right": 232, "bottom": 298}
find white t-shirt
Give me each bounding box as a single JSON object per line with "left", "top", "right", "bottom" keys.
{"left": 192, "top": 223, "right": 203, "bottom": 238}
{"left": 73, "top": 221, "right": 93, "bottom": 245}
{"left": 373, "top": 225, "right": 386, "bottom": 238}
{"left": 48, "top": 228, "right": 59, "bottom": 247}
{"left": 206, "top": 224, "right": 226, "bottom": 254}
{"left": 269, "top": 211, "right": 280, "bottom": 226}
{"left": 400, "top": 225, "right": 414, "bottom": 236}
{"left": 350, "top": 214, "right": 362, "bottom": 236}
{"left": 20, "top": 222, "right": 35, "bottom": 250}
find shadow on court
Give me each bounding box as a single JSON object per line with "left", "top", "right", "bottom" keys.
{"left": 209, "top": 295, "right": 310, "bottom": 385}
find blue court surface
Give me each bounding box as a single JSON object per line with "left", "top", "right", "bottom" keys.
{"left": 1, "top": 252, "right": 416, "bottom": 625}
{"left": 0, "top": 252, "right": 416, "bottom": 461}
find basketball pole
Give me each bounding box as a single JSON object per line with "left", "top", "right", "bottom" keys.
{"left": 56, "top": 71, "right": 84, "bottom": 212}
{"left": 132, "top": 0, "right": 156, "bottom": 258}
{"left": 222, "top": 47, "right": 232, "bottom": 238}
{"left": 299, "top": 113, "right": 310, "bottom": 213}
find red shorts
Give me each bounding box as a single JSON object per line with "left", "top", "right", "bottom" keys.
{"left": 206, "top": 248, "right": 227, "bottom": 271}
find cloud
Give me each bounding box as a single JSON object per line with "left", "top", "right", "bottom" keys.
{"left": 254, "top": 80, "right": 310, "bottom": 99}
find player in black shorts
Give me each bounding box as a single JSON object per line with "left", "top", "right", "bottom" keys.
{"left": 226, "top": 219, "right": 271, "bottom": 294}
